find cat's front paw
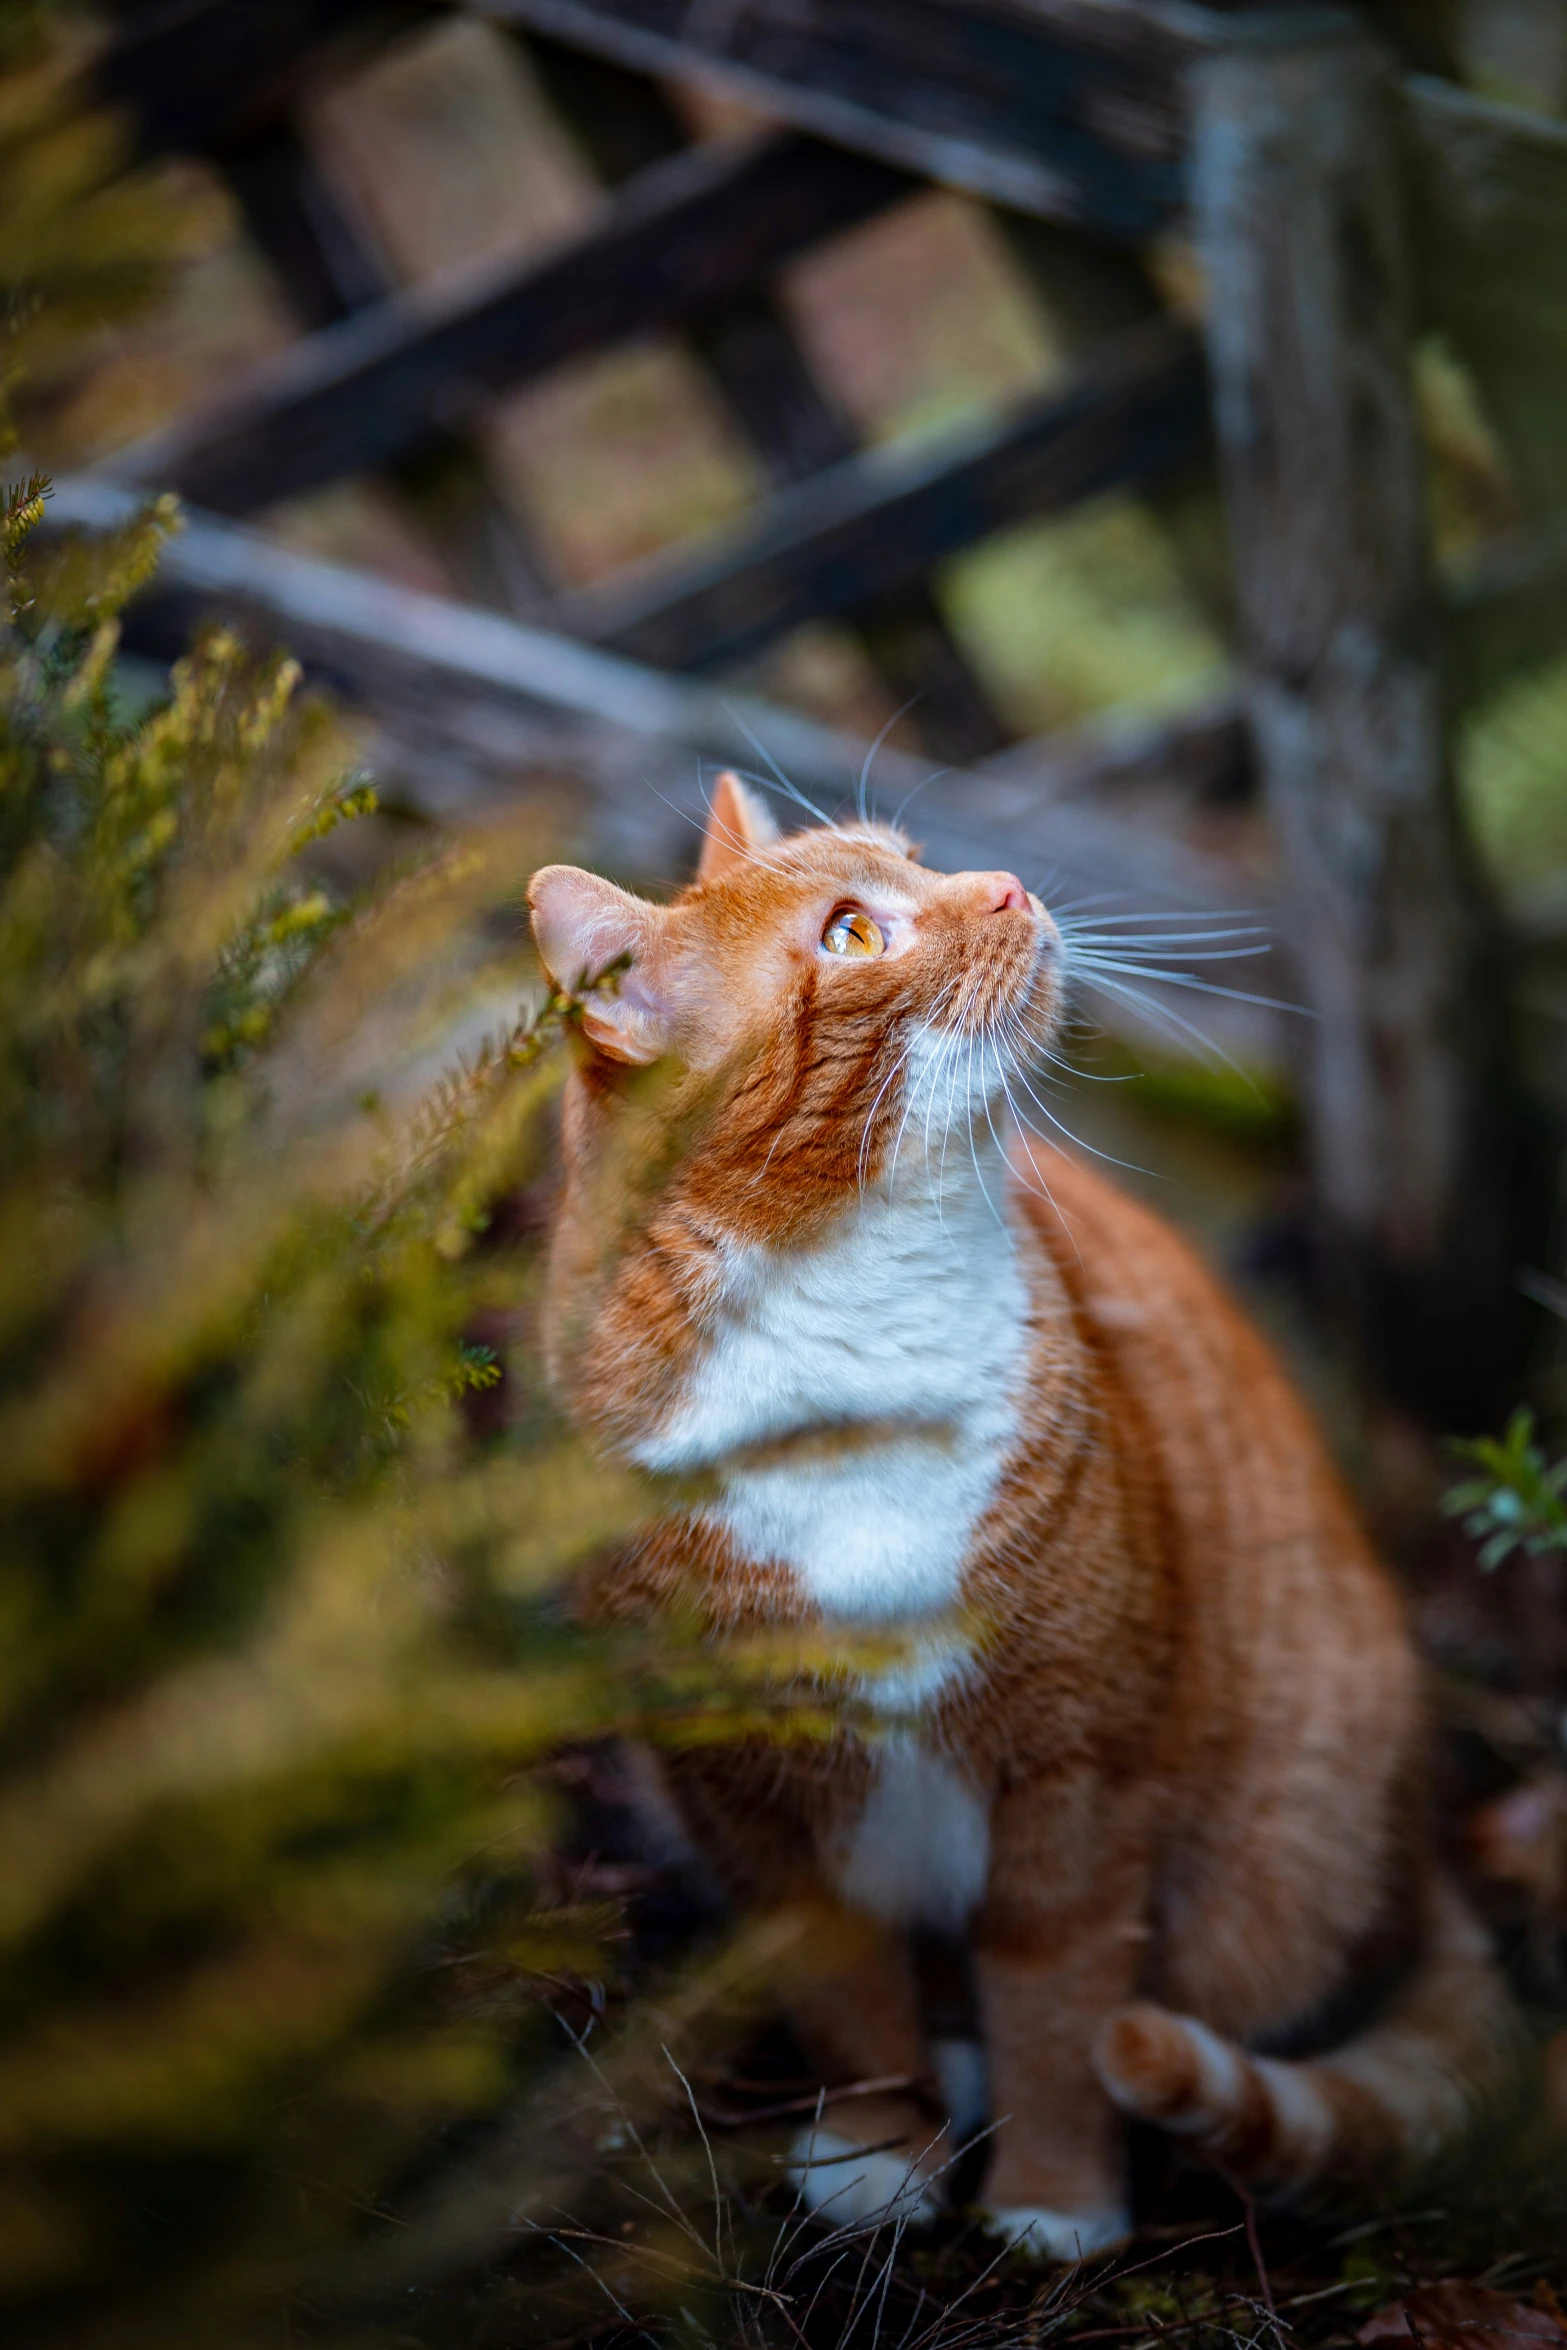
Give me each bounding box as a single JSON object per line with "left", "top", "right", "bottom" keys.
{"left": 977, "top": 2203, "right": 1130, "bottom": 2261}
{"left": 787, "top": 2126, "right": 944, "bottom": 2227}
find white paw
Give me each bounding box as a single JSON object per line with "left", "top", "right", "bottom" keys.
{"left": 787, "top": 2126, "right": 942, "bottom": 2227}
{"left": 978, "top": 2203, "right": 1130, "bottom": 2261}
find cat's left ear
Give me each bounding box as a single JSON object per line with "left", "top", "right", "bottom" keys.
{"left": 697, "top": 768, "right": 779, "bottom": 883}
{"left": 528, "top": 865, "right": 669, "bottom": 1065}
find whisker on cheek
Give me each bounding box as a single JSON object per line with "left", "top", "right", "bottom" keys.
{"left": 856, "top": 1018, "right": 927, "bottom": 1195}
{"left": 864, "top": 971, "right": 967, "bottom": 1199}
{"left": 966, "top": 1032, "right": 1008, "bottom": 1232}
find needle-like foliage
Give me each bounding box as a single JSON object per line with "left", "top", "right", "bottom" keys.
{"left": 0, "top": 452, "right": 688, "bottom": 2341}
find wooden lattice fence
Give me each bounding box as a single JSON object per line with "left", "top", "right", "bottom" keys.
{"left": 65, "top": 0, "right": 1567, "bottom": 1418}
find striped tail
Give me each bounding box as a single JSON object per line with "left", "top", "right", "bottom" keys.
{"left": 1094, "top": 1882, "right": 1520, "bottom": 2194}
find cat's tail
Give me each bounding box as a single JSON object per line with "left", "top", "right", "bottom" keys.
{"left": 1094, "top": 1880, "right": 1520, "bottom": 2194}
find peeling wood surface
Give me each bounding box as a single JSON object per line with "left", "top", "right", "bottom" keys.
{"left": 1193, "top": 21, "right": 1518, "bottom": 1418}
{"left": 472, "top": 0, "right": 1211, "bottom": 236}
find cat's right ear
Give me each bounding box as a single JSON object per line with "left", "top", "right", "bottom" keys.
{"left": 697, "top": 769, "right": 779, "bottom": 883}
{"left": 528, "top": 866, "right": 668, "bottom": 1066}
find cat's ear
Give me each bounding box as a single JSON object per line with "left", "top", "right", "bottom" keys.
{"left": 528, "top": 865, "right": 668, "bottom": 1066}
{"left": 697, "top": 768, "right": 779, "bottom": 883}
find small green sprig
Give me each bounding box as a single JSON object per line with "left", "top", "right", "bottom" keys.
{"left": 1443, "top": 1406, "right": 1567, "bottom": 1570}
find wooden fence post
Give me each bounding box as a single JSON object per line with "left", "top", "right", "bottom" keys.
{"left": 1191, "top": 15, "right": 1520, "bottom": 1424}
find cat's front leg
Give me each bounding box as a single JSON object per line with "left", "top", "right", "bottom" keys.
{"left": 665, "top": 1751, "right": 953, "bottom": 2224}
{"left": 779, "top": 1896, "right": 954, "bottom": 2227}
{"left": 971, "top": 1779, "right": 1152, "bottom": 2258}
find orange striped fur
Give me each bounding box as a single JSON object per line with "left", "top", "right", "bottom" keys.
{"left": 528, "top": 775, "right": 1517, "bottom": 2258}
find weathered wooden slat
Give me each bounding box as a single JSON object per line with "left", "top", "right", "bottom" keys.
{"left": 45, "top": 473, "right": 865, "bottom": 779}
{"left": 1193, "top": 18, "right": 1519, "bottom": 1421}
{"left": 101, "top": 2, "right": 1567, "bottom": 345}
{"left": 105, "top": 131, "right": 913, "bottom": 515}
{"left": 473, "top": 0, "right": 1217, "bottom": 238}
{"left": 106, "top": 5, "right": 1006, "bottom": 750}
{"left": 220, "top": 121, "right": 396, "bottom": 330}
{"left": 964, "top": 687, "right": 1249, "bottom": 816}
{"left": 564, "top": 318, "right": 1210, "bottom": 669}
{"left": 1405, "top": 74, "right": 1567, "bottom": 323}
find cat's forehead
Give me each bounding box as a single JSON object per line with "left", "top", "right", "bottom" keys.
{"left": 682, "top": 820, "right": 923, "bottom": 922}
{"left": 771, "top": 822, "right": 919, "bottom": 891}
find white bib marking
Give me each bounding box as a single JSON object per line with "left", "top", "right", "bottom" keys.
{"left": 828, "top": 1739, "right": 991, "bottom": 1930}
{"left": 635, "top": 1121, "right": 1028, "bottom": 1626}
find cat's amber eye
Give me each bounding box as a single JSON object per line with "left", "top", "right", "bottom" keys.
{"left": 822, "top": 908, "right": 885, "bottom": 959}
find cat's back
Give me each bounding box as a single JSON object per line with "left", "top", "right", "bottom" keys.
{"left": 1009, "top": 1140, "right": 1435, "bottom": 2048}
{"left": 1008, "top": 1132, "right": 1414, "bottom": 1698}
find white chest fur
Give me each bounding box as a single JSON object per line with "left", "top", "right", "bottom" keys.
{"left": 634, "top": 1148, "right": 1030, "bottom": 1623}
{"left": 828, "top": 1737, "right": 992, "bottom": 1929}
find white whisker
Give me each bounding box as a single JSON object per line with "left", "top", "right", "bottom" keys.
{"left": 934, "top": 1022, "right": 965, "bottom": 1231}
{"left": 1072, "top": 968, "right": 1256, "bottom": 1082}
{"left": 981, "top": 993, "right": 1158, "bottom": 1180}
{"left": 1003, "top": 1064, "right": 1157, "bottom": 1180}
{"left": 722, "top": 713, "right": 832, "bottom": 827}
{"left": 967, "top": 1031, "right": 1007, "bottom": 1231}
{"left": 994, "top": 1076, "right": 1082, "bottom": 1264}
{"left": 857, "top": 1020, "right": 927, "bottom": 1197}
{"left": 1061, "top": 930, "right": 1273, "bottom": 962}
{"left": 1065, "top": 952, "right": 1302, "bottom": 1014}
{"left": 1045, "top": 886, "right": 1143, "bottom": 920}
{"left": 857, "top": 697, "right": 920, "bottom": 826}
{"left": 1055, "top": 908, "right": 1267, "bottom": 931}
{"left": 888, "top": 762, "right": 950, "bottom": 832}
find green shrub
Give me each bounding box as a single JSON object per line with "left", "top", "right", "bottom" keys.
{"left": 1445, "top": 1407, "right": 1567, "bottom": 1571}
{"left": 0, "top": 459, "right": 693, "bottom": 2341}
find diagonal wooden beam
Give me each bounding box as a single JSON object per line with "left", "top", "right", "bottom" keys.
{"left": 100, "top": 2, "right": 1567, "bottom": 335}
{"left": 563, "top": 318, "right": 1211, "bottom": 669}
{"left": 102, "top": 4, "right": 561, "bottom": 616}
{"left": 519, "top": 32, "right": 1009, "bottom": 758}
{"left": 104, "top": 130, "right": 913, "bottom": 516}
{"left": 219, "top": 120, "right": 398, "bottom": 331}
{"left": 99, "top": 0, "right": 1210, "bottom": 238}
{"left": 471, "top": 0, "right": 1215, "bottom": 239}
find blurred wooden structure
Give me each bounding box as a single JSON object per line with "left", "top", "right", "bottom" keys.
{"left": 80, "top": 0, "right": 1567, "bottom": 1417}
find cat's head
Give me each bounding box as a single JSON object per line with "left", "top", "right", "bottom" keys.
{"left": 528, "top": 770, "right": 1061, "bottom": 1238}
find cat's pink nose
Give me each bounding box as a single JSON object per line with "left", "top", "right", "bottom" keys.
{"left": 983, "top": 872, "right": 1029, "bottom": 912}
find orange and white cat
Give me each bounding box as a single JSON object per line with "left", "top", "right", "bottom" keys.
{"left": 528, "top": 772, "right": 1515, "bottom": 2258}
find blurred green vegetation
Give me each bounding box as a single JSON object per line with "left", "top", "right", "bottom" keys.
{"left": 0, "top": 1, "right": 210, "bottom": 391}
{"left": 0, "top": 462, "right": 674, "bottom": 2338}
{"left": 1460, "top": 658, "right": 1567, "bottom": 903}
{"left": 1445, "top": 1407, "right": 1567, "bottom": 1570}
{"left": 0, "top": 27, "right": 728, "bottom": 2341}
{"left": 940, "top": 492, "right": 1231, "bottom": 739}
